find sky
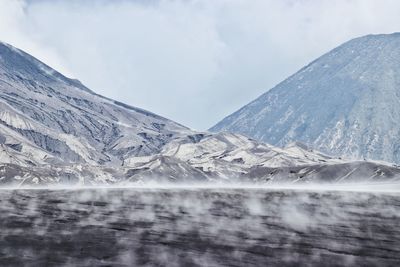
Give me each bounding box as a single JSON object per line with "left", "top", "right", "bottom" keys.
{"left": 1, "top": 0, "right": 400, "bottom": 130}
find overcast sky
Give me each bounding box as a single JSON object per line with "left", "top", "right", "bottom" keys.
{"left": 1, "top": 0, "right": 400, "bottom": 130}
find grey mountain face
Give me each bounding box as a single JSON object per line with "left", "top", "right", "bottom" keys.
{"left": 0, "top": 41, "right": 192, "bottom": 166}
{"left": 211, "top": 33, "right": 400, "bottom": 164}
{"left": 2, "top": 131, "right": 400, "bottom": 187}
{"left": 1, "top": 41, "right": 399, "bottom": 186}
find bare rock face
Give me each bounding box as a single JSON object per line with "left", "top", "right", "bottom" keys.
{"left": 211, "top": 33, "right": 400, "bottom": 164}
{"left": 1, "top": 41, "right": 400, "bottom": 187}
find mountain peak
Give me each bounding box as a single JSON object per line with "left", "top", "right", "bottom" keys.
{"left": 211, "top": 33, "right": 400, "bottom": 163}
{"left": 0, "top": 41, "right": 92, "bottom": 93}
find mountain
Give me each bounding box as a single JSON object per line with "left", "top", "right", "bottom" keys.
{"left": 124, "top": 132, "right": 400, "bottom": 185}
{"left": 0, "top": 41, "right": 192, "bottom": 167}
{"left": 1, "top": 40, "right": 400, "bottom": 187}
{"left": 210, "top": 33, "right": 400, "bottom": 164}
{"left": 2, "top": 131, "right": 400, "bottom": 186}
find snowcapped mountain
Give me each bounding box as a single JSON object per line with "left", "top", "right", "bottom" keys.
{"left": 1, "top": 40, "right": 400, "bottom": 187}
{"left": 0, "top": 41, "right": 192, "bottom": 167}
{"left": 211, "top": 33, "right": 400, "bottom": 164}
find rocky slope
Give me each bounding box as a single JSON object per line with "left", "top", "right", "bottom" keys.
{"left": 2, "top": 132, "right": 400, "bottom": 187}
{"left": 1, "top": 41, "right": 400, "bottom": 187}
{"left": 211, "top": 33, "right": 400, "bottom": 164}
{"left": 0, "top": 41, "right": 192, "bottom": 167}
{"left": 123, "top": 132, "right": 400, "bottom": 185}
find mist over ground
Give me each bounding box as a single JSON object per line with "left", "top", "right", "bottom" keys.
{"left": 4, "top": 182, "right": 400, "bottom": 192}
{"left": 1, "top": 187, "right": 399, "bottom": 266}
{"left": 0, "top": 1, "right": 399, "bottom": 266}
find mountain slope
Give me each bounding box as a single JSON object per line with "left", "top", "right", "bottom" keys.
{"left": 96, "top": 132, "right": 398, "bottom": 186}
{"left": 0, "top": 41, "right": 192, "bottom": 166}
{"left": 211, "top": 33, "right": 400, "bottom": 163}
{"left": 2, "top": 132, "right": 400, "bottom": 187}
{"left": 1, "top": 40, "right": 400, "bottom": 187}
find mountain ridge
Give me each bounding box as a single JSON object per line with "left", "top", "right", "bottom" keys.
{"left": 1, "top": 40, "right": 400, "bottom": 186}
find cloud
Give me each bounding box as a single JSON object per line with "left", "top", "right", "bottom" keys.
{"left": 1, "top": 0, "right": 400, "bottom": 129}
{"left": 0, "top": 0, "right": 74, "bottom": 76}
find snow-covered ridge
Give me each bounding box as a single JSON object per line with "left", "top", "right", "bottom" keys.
{"left": 0, "top": 111, "right": 35, "bottom": 130}
{"left": 2, "top": 131, "right": 399, "bottom": 187}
